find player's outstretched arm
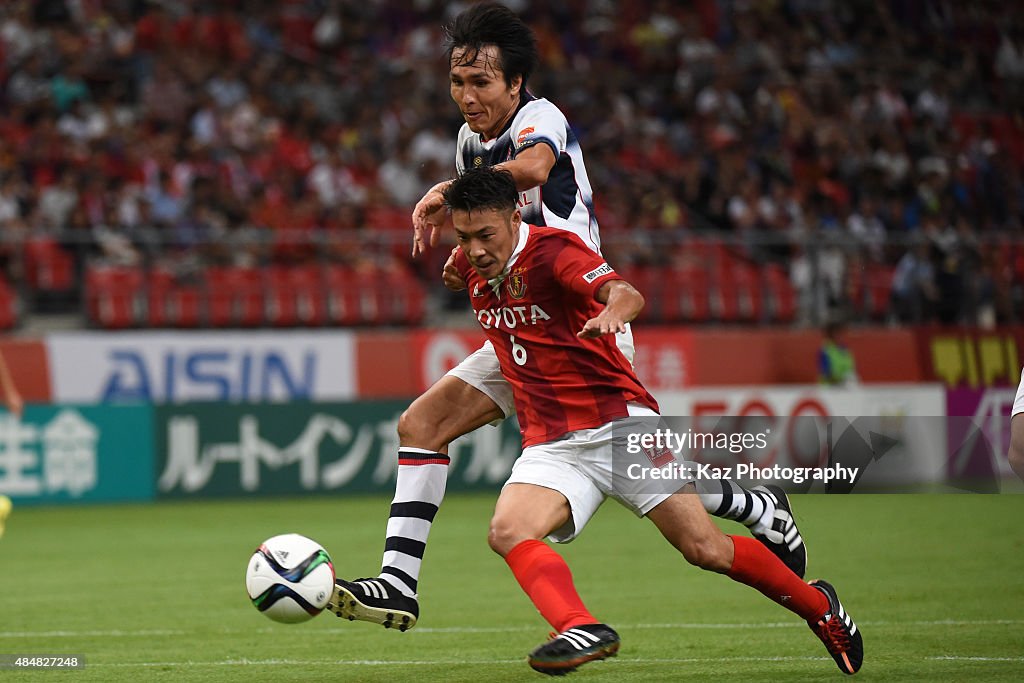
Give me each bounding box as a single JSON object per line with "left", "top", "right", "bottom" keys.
{"left": 415, "top": 145, "right": 556, "bottom": 256}
{"left": 1010, "top": 413, "right": 1024, "bottom": 481}
{"left": 578, "top": 280, "right": 644, "bottom": 339}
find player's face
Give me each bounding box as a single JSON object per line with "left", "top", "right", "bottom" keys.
{"left": 450, "top": 45, "right": 522, "bottom": 141}
{"left": 453, "top": 206, "right": 521, "bottom": 280}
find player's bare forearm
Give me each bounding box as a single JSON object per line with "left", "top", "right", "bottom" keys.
{"left": 494, "top": 144, "right": 556, "bottom": 190}
{"left": 0, "top": 351, "right": 22, "bottom": 418}
{"left": 1010, "top": 414, "right": 1024, "bottom": 481}
{"left": 578, "top": 280, "right": 644, "bottom": 338}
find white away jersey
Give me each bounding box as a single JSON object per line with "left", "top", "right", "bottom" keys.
{"left": 1013, "top": 368, "right": 1024, "bottom": 417}
{"left": 455, "top": 93, "right": 600, "bottom": 253}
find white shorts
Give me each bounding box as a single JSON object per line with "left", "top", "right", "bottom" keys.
{"left": 446, "top": 325, "right": 636, "bottom": 423}
{"left": 503, "top": 404, "right": 693, "bottom": 544}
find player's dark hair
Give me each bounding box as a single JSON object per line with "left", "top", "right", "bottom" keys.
{"left": 444, "top": 2, "right": 539, "bottom": 88}
{"left": 443, "top": 167, "right": 518, "bottom": 215}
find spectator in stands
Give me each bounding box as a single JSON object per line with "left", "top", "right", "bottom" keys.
{"left": 37, "top": 168, "right": 78, "bottom": 230}
{"left": 892, "top": 238, "right": 939, "bottom": 322}
{"left": 93, "top": 205, "right": 142, "bottom": 268}
{"left": 847, "top": 195, "right": 887, "bottom": 262}
{"left": 818, "top": 320, "right": 858, "bottom": 386}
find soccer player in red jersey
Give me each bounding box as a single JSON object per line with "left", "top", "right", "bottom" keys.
{"left": 331, "top": 2, "right": 805, "bottom": 632}
{"left": 445, "top": 167, "right": 864, "bottom": 677}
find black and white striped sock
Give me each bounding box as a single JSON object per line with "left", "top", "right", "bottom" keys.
{"left": 697, "top": 479, "right": 774, "bottom": 534}
{"left": 377, "top": 448, "right": 450, "bottom": 598}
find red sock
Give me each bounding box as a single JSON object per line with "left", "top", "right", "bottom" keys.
{"left": 727, "top": 535, "right": 828, "bottom": 621}
{"left": 504, "top": 539, "right": 597, "bottom": 632}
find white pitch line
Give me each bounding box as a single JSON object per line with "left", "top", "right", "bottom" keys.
{"left": 928, "top": 656, "right": 1024, "bottom": 662}
{"left": 91, "top": 655, "right": 831, "bottom": 668}
{"left": 2, "top": 619, "right": 1021, "bottom": 639}
{"left": 0, "top": 629, "right": 186, "bottom": 638}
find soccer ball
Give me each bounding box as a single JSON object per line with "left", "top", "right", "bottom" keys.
{"left": 245, "top": 533, "right": 335, "bottom": 623}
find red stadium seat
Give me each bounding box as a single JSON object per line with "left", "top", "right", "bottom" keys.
{"left": 382, "top": 267, "right": 426, "bottom": 325}
{"left": 324, "top": 264, "right": 361, "bottom": 326}
{"left": 399, "top": 274, "right": 426, "bottom": 325}
{"left": 205, "top": 266, "right": 265, "bottom": 327}
{"left": 616, "top": 265, "right": 664, "bottom": 324}
{"left": 147, "top": 267, "right": 202, "bottom": 328}
{"left": 265, "top": 265, "right": 327, "bottom": 327}
{"left": 146, "top": 267, "right": 174, "bottom": 327}
{"left": 661, "top": 265, "right": 711, "bottom": 323}
{"left": 353, "top": 264, "right": 390, "bottom": 325}
{"left": 85, "top": 265, "right": 144, "bottom": 329}
{"left": 264, "top": 266, "right": 298, "bottom": 327}
{"left": 291, "top": 264, "right": 328, "bottom": 326}
{"left": 714, "top": 263, "right": 761, "bottom": 322}
{"left": 24, "top": 239, "right": 75, "bottom": 291}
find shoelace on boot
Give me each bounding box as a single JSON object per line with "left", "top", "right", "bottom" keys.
{"left": 814, "top": 615, "right": 850, "bottom": 654}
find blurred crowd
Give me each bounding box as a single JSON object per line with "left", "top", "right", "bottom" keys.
{"left": 1, "top": 0, "right": 1023, "bottom": 327}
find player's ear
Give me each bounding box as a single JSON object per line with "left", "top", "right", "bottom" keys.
{"left": 509, "top": 74, "right": 522, "bottom": 96}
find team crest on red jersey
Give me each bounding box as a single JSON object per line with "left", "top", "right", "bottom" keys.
{"left": 507, "top": 267, "right": 527, "bottom": 299}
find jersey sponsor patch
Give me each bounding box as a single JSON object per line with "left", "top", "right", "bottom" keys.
{"left": 516, "top": 126, "right": 535, "bottom": 145}
{"left": 582, "top": 263, "right": 613, "bottom": 283}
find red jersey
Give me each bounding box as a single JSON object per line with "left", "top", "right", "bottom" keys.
{"left": 455, "top": 224, "right": 659, "bottom": 447}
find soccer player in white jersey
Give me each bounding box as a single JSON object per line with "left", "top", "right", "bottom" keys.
{"left": 330, "top": 2, "right": 806, "bottom": 631}
{"left": 1010, "top": 368, "right": 1024, "bottom": 480}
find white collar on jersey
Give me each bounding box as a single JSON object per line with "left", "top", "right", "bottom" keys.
{"left": 488, "top": 221, "right": 530, "bottom": 293}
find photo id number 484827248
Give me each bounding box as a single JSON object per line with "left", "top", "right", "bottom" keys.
{"left": 0, "top": 655, "right": 86, "bottom": 669}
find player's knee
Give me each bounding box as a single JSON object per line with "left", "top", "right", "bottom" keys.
{"left": 397, "top": 406, "right": 443, "bottom": 451}
{"left": 1009, "top": 446, "right": 1024, "bottom": 479}
{"left": 679, "top": 536, "right": 731, "bottom": 572}
{"left": 487, "top": 518, "right": 532, "bottom": 557}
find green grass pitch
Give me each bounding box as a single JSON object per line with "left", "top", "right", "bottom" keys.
{"left": 1, "top": 493, "right": 1022, "bottom": 681}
